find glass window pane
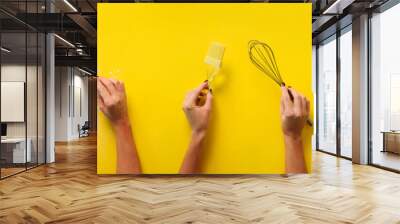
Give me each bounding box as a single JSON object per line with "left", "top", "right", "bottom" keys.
{"left": 312, "top": 45, "right": 317, "bottom": 151}
{"left": 371, "top": 4, "right": 400, "bottom": 171}
{"left": 318, "top": 36, "right": 337, "bottom": 154}
{"left": 0, "top": 1, "right": 46, "bottom": 179}
{"left": 339, "top": 28, "right": 352, "bottom": 158}
{"left": 1, "top": 31, "right": 27, "bottom": 177}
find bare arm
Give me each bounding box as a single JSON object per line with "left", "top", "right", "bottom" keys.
{"left": 284, "top": 135, "right": 306, "bottom": 173}
{"left": 113, "top": 119, "right": 141, "bottom": 174}
{"left": 98, "top": 77, "right": 141, "bottom": 174}
{"left": 179, "top": 132, "right": 206, "bottom": 174}
{"left": 280, "top": 86, "right": 309, "bottom": 174}
{"left": 180, "top": 82, "right": 212, "bottom": 174}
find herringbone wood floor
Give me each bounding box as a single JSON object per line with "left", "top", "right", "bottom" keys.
{"left": 1, "top": 135, "right": 400, "bottom": 224}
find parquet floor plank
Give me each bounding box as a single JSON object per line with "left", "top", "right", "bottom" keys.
{"left": 1, "top": 135, "right": 400, "bottom": 223}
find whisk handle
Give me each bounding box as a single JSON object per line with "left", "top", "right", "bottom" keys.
{"left": 287, "top": 88, "right": 294, "bottom": 101}
{"left": 306, "top": 118, "right": 313, "bottom": 127}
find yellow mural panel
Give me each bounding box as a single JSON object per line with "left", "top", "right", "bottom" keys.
{"left": 97, "top": 3, "right": 312, "bottom": 174}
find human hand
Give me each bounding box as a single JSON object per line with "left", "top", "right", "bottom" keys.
{"left": 280, "top": 86, "right": 310, "bottom": 140}
{"left": 182, "top": 81, "right": 213, "bottom": 136}
{"left": 97, "top": 77, "right": 129, "bottom": 126}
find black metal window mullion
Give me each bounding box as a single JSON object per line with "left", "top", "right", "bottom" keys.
{"left": 25, "top": 0, "right": 28, "bottom": 171}
{"left": 73, "top": 69, "right": 74, "bottom": 118}
{"left": 43, "top": 0, "right": 47, "bottom": 164}
{"left": 315, "top": 45, "right": 319, "bottom": 151}
{"left": 69, "top": 69, "right": 71, "bottom": 118}
{"left": 44, "top": 33, "right": 47, "bottom": 164}
{"left": 336, "top": 29, "right": 341, "bottom": 157}
{"left": 367, "top": 11, "right": 373, "bottom": 166}
{"left": 0, "top": 21, "right": 2, "bottom": 179}
{"left": 36, "top": 0, "right": 39, "bottom": 168}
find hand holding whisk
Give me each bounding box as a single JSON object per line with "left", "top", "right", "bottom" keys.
{"left": 248, "top": 40, "right": 313, "bottom": 126}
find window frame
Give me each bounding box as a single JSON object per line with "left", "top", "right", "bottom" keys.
{"left": 367, "top": 0, "right": 400, "bottom": 173}
{"left": 315, "top": 24, "right": 353, "bottom": 161}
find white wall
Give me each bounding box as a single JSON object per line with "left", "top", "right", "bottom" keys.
{"left": 55, "top": 66, "right": 69, "bottom": 141}
{"left": 72, "top": 73, "right": 89, "bottom": 138}
{"left": 1, "top": 65, "right": 38, "bottom": 137}
{"left": 1, "top": 65, "right": 26, "bottom": 141}
{"left": 54, "top": 67, "right": 89, "bottom": 141}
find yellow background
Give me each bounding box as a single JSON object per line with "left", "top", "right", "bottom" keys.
{"left": 97, "top": 3, "right": 312, "bottom": 174}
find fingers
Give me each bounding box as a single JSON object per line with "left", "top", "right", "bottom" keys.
{"left": 118, "top": 80, "right": 126, "bottom": 92}
{"left": 290, "top": 88, "right": 303, "bottom": 116}
{"left": 109, "top": 78, "right": 126, "bottom": 92}
{"left": 100, "top": 77, "right": 117, "bottom": 94}
{"left": 109, "top": 78, "right": 118, "bottom": 86}
{"left": 98, "top": 77, "right": 128, "bottom": 117}
{"left": 189, "top": 82, "right": 208, "bottom": 105}
{"left": 298, "top": 92, "right": 309, "bottom": 117}
{"left": 97, "top": 79, "right": 107, "bottom": 114}
{"left": 183, "top": 91, "right": 195, "bottom": 110}
{"left": 183, "top": 82, "right": 209, "bottom": 109}
{"left": 290, "top": 88, "right": 309, "bottom": 117}
{"left": 97, "top": 78, "right": 111, "bottom": 100}
{"left": 98, "top": 94, "right": 106, "bottom": 113}
{"left": 281, "top": 86, "right": 309, "bottom": 117}
{"left": 111, "top": 79, "right": 126, "bottom": 93}
{"left": 281, "top": 86, "right": 292, "bottom": 112}
{"left": 204, "top": 91, "right": 213, "bottom": 111}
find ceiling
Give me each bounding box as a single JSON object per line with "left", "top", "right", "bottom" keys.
{"left": 0, "top": 0, "right": 393, "bottom": 73}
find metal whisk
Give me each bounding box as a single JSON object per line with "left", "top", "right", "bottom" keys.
{"left": 248, "top": 40, "right": 313, "bottom": 126}
{"left": 248, "top": 40, "right": 285, "bottom": 87}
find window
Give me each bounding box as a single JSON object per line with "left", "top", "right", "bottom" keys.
{"left": 339, "top": 27, "right": 352, "bottom": 158}
{"left": 370, "top": 3, "right": 400, "bottom": 171}
{"left": 317, "top": 35, "right": 337, "bottom": 154}
{"left": 316, "top": 26, "right": 353, "bottom": 159}
{"left": 0, "top": 1, "right": 47, "bottom": 179}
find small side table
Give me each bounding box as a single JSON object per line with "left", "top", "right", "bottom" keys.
{"left": 381, "top": 131, "right": 400, "bottom": 154}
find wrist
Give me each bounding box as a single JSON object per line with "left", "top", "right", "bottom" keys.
{"left": 283, "top": 134, "right": 303, "bottom": 152}
{"left": 191, "top": 130, "right": 206, "bottom": 141}
{"left": 112, "top": 116, "right": 131, "bottom": 133}
{"left": 284, "top": 133, "right": 302, "bottom": 142}
{"left": 191, "top": 131, "right": 206, "bottom": 147}
{"left": 284, "top": 134, "right": 303, "bottom": 149}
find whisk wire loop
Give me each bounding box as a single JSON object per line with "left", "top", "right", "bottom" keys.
{"left": 248, "top": 40, "right": 284, "bottom": 86}
{"left": 248, "top": 40, "right": 313, "bottom": 127}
